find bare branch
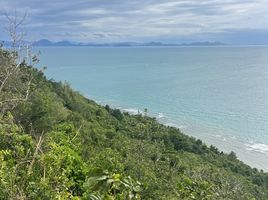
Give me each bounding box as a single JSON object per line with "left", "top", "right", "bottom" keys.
{"left": 28, "top": 132, "right": 44, "bottom": 175}
{"left": 0, "top": 11, "right": 37, "bottom": 114}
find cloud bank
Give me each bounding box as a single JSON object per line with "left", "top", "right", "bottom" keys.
{"left": 1, "top": 0, "right": 268, "bottom": 44}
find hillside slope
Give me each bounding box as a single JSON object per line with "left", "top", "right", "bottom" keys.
{"left": 0, "top": 48, "right": 268, "bottom": 199}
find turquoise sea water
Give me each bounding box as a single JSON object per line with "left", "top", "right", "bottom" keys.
{"left": 37, "top": 46, "right": 268, "bottom": 170}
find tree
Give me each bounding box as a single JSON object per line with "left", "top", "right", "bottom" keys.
{"left": 0, "top": 12, "right": 40, "bottom": 114}
{"left": 228, "top": 151, "right": 237, "bottom": 160}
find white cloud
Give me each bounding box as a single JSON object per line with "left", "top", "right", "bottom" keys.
{"left": 0, "top": 0, "right": 268, "bottom": 43}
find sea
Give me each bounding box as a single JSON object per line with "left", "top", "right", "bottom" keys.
{"left": 36, "top": 46, "right": 268, "bottom": 171}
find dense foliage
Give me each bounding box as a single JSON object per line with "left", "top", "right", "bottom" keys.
{"left": 0, "top": 47, "right": 268, "bottom": 199}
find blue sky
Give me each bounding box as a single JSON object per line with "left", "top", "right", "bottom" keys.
{"left": 1, "top": 0, "right": 268, "bottom": 44}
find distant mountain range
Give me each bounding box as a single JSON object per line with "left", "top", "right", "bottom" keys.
{"left": 2, "top": 39, "right": 226, "bottom": 47}
{"left": 34, "top": 39, "right": 226, "bottom": 47}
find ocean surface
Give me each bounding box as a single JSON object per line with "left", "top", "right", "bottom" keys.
{"left": 37, "top": 46, "right": 268, "bottom": 171}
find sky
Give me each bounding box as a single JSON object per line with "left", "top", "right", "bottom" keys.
{"left": 1, "top": 0, "right": 268, "bottom": 44}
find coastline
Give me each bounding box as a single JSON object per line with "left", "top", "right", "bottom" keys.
{"left": 93, "top": 97, "right": 268, "bottom": 171}
{"left": 177, "top": 122, "right": 268, "bottom": 171}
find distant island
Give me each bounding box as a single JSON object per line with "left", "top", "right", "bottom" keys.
{"left": 5, "top": 39, "right": 225, "bottom": 47}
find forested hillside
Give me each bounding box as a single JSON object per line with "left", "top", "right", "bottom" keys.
{"left": 1, "top": 46, "right": 268, "bottom": 199}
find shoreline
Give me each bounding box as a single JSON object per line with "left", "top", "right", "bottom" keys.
{"left": 177, "top": 123, "right": 268, "bottom": 171}
{"left": 155, "top": 112, "right": 268, "bottom": 171}
{"left": 93, "top": 97, "right": 268, "bottom": 171}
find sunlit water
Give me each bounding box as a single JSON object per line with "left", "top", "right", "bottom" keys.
{"left": 37, "top": 46, "right": 268, "bottom": 171}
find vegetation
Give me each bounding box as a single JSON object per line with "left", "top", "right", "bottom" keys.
{"left": 0, "top": 46, "right": 268, "bottom": 200}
